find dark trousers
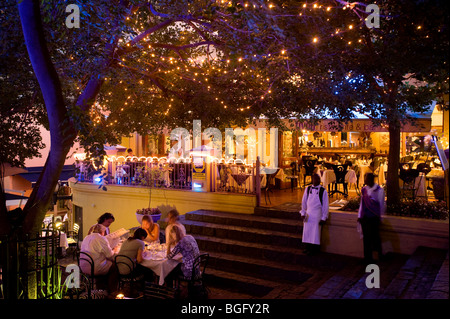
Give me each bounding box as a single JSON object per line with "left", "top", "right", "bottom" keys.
{"left": 360, "top": 217, "right": 382, "bottom": 262}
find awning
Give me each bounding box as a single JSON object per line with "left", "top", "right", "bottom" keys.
{"left": 18, "top": 165, "right": 76, "bottom": 184}
{"left": 0, "top": 163, "right": 28, "bottom": 177}
{"left": 5, "top": 192, "right": 28, "bottom": 207}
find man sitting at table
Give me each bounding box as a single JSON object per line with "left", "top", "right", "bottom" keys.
{"left": 87, "top": 212, "right": 115, "bottom": 236}
{"left": 299, "top": 173, "right": 329, "bottom": 256}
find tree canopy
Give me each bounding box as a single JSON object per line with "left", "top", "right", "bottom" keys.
{"left": 0, "top": 0, "right": 448, "bottom": 234}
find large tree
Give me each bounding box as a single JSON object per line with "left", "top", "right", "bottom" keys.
{"left": 232, "top": 0, "right": 449, "bottom": 207}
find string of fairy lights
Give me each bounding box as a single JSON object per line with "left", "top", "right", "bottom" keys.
{"left": 80, "top": 0, "right": 443, "bottom": 130}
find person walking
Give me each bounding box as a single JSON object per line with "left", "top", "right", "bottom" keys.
{"left": 299, "top": 173, "right": 329, "bottom": 255}
{"left": 357, "top": 172, "right": 385, "bottom": 263}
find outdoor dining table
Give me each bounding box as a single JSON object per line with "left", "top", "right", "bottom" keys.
{"left": 140, "top": 243, "right": 182, "bottom": 285}
{"left": 318, "top": 169, "right": 358, "bottom": 190}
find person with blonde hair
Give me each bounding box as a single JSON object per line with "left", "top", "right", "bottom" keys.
{"left": 141, "top": 215, "right": 160, "bottom": 243}
{"left": 166, "top": 224, "right": 200, "bottom": 280}
{"left": 165, "top": 209, "right": 186, "bottom": 249}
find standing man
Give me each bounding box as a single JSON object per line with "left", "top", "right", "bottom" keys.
{"left": 358, "top": 172, "right": 385, "bottom": 263}
{"left": 299, "top": 173, "right": 329, "bottom": 255}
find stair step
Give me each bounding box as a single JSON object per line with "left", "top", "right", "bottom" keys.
{"left": 193, "top": 234, "right": 305, "bottom": 264}
{"left": 381, "top": 247, "right": 448, "bottom": 299}
{"left": 204, "top": 269, "right": 277, "bottom": 298}
{"left": 206, "top": 251, "right": 314, "bottom": 284}
{"left": 254, "top": 206, "right": 302, "bottom": 220}
{"left": 426, "top": 252, "right": 449, "bottom": 299}
{"left": 183, "top": 219, "right": 303, "bottom": 247}
{"left": 185, "top": 210, "right": 303, "bottom": 234}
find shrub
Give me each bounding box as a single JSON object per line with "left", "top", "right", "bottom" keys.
{"left": 387, "top": 199, "right": 448, "bottom": 220}
{"left": 339, "top": 196, "right": 361, "bottom": 212}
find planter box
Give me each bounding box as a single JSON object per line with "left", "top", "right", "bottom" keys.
{"left": 136, "top": 212, "right": 161, "bottom": 224}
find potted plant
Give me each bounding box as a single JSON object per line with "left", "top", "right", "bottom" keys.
{"left": 136, "top": 207, "right": 162, "bottom": 224}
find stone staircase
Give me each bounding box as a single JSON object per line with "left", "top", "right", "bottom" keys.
{"left": 171, "top": 207, "right": 448, "bottom": 299}
{"left": 177, "top": 206, "right": 363, "bottom": 298}
{"left": 309, "top": 246, "right": 449, "bottom": 299}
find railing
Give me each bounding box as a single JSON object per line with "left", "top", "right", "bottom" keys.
{"left": 76, "top": 156, "right": 273, "bottom": 201}
{"left": 0, "top": 229, "right": 62, "bottom": 299}
{"left": 76, "top": 157, "right": 192, "bottom": 190}
{"left": 211, "top": 162, "right": 261, "bottom": 194}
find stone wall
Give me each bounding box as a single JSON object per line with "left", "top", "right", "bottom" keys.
{"left": 321, "top": 210, "right": 449, "bottom": 257}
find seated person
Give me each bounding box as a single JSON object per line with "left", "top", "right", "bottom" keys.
{"left": 166, "top": 224, "right": 200, "bottom": 280}
{"left": 116, "top": 228, "right": 153, "bottom": 280}
{"left": 165, "top": 209, "right": 186, "bottom": 249}
{"left": 116, "top": 228, "right": 146, "bottom": 274}
{"left": 141, "top": 215, "right": 160, "bottom": 243}
{"left": 87, "top": 212, "right": 115, "bottom": 236}
{"left": 80, "top": 224, "right": 114, "bottom": 275}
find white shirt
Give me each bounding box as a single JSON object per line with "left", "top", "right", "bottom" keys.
{"left": 358, "top": 183, "right": 385, "bottom": 218}
{"left": 80, "top": 233, "right": 114, "bottom": 275}
{"left": 300, "top": 185, "right": 329, "bottom": 221}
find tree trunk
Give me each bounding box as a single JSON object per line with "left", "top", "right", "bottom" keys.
{"left": 386, "top": 120, "right": 401, "bottom": 208}
{"left": 18, "top": 0, "right": 77, "bottom": 236}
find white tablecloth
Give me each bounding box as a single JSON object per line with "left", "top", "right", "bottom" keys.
{"left": 399, "top": 172, "right": 426, "bottom": 197}
{"left": 320, "top": 170, "right": 336, "bottom": 188}
{"left": 319, "top": 169, "right": 357, "bottom": 188}
{"left": 140, "top": 251, "right": 182, "bottom": 285}
{"left": 376, "top": 164, "right": 386, "bottom": 185}
{"left": 415, "top": 173, "right": 426, "bottom": 197}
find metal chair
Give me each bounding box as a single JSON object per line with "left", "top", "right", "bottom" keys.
{"left": 303, "top": 159, "right": 318, "bottom": 188}
{"left": 67, "top": 223, "right": 80, "bottom": 260}
{"left": 285, "top": 162, "right": 299, "bottom": 192}
{"left": 78, "top": 251, "right": 108, "bottom": 298}
{"left": 114, "top": 255, "right": 145, "bottom": 293}
{"left": 261, "top": 170, "right": 278, "bottom": 205}
{"left": 399, "top": 167, "right": 420, "bottom": 200}
{"left": 177, "top": 253, "right": 210, "bottom": 299}
{"left": 329, "top": 164, "right": 349, "bottom": 197}
{"left": 144, "top": 282, "right": 177, "bottom": 299}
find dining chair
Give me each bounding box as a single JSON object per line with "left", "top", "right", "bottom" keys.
{"left": 78, "top": 251, "right": 108, "bottom": 299}
{"left": 114, "top": 255, "right": 145, "bottom": 294}
{"left": 67, "top": 223, "right": 80, "bottom": 261}
{"left": 329, "top": 164, "right": 349, "bottom": 198}
{"left": 144, "top": 282, "right": 177, "bottom": 299}
{"left": 285, "top": 162, "right": 299, "bottom": 192}
{"left": 176, "top": 253, "right": 210, "bottom": 299}
{"left": 303, "top": 159, "right": 318, "bottom": 188}
{"left": 261, "top": 170, "right": 278, "bottom": 205}
{"left": 399, "top": 167, "right": 420, "bottom": 200}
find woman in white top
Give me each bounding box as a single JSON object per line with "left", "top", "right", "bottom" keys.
{"left": 80, "top": 224, "right": 115, "bottom": 275}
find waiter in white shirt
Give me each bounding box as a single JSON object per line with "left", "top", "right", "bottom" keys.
{"left": 357, "top": 172, "right": 385, "bottom": 263}
{"left": 299, "top": 174, "right": 329, "bottom": 255}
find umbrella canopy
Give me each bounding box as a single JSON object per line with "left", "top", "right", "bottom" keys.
{"left": 0, "top": 163, "right": 28, "bottom": 177}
